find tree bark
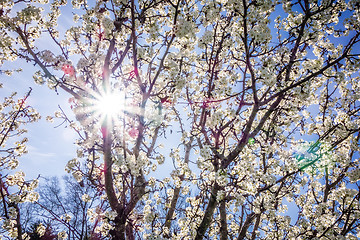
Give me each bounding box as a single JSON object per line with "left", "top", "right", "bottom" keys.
{"left": 237, "top": 213, "right": 255, "bottom": 240}
{"left": 219, "top": 199, "right": 228, "bottom": 240}
{"left": 15, "top": 204, "right": 22, "bottom": 240}
{"left": 111, "top": 213, "right": 126, "bottom": 240}
{"left": 195, "top": 183, "right": 220, "bottom": 240}
{"left": 102, "top": 123, "right": 120, "bottom": 212}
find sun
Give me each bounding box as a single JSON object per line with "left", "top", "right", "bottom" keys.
{"left": 94, "top": 91, "right": 126, "bottom": 119}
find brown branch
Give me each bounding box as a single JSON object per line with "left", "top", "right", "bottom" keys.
{"left": 195, "top": 182, "right": 221, "bottom": 240}
{"left": 0, "top": 88, "right": 32, "bottom": 147}
{"left": 242, "top": 0, "right": 258, "bottom": 104}
{"left": 263, "top": 31, "right": 360, "bottom": 106}
{"left": 0, "top": 177, "right": 8, "bottom": 219}
{"left": 164, "top": 138, "right": 193, "bottom": 235}
{"left": 102, "top": 122, "right": 120, "bottom": 212}
{"left": 131, "top": 0, "right": 144, "bottom": 93}
{"left": 103, "top": 38, "right": 116, "bottom": 92}
{"left": 251, "top": 213, "right": 261, "bottom": 240}
{"left": 148, "top": 34, "right": 175, "bottom": 95}
{"left": 14, "top": 27, "right": 82, "bottom": 100}
{"left": 219, "top": 199, "right": 228, "bottom": 240}
{"left": 111, "top": 35, "right": 133, "bottom": 73}
{"left": 223, "top": 94, "right": 284, "bottom": 168}
{"left": 237, "top": 212, "right": 256, "bottom": 240}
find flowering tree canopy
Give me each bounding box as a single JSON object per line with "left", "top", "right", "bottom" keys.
{"left": 1, "top": 0, "right": 360, "bottom": 239}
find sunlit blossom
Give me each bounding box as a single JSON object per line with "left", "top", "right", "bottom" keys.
{"left": 128, "top": 127, "right": 139, "bottom": 138}
{"left": 61, "top": 64, "right": 75, "bottom": 76}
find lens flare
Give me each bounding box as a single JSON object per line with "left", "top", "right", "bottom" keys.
{"left": 95, "top": 91, "right": 126, "bottom": 119}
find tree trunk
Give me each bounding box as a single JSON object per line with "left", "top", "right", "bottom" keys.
{"left": 219, "top": 199, "right": 228, "bottom": 240}
{"left": 110, "top": 214, "right": 126, "bottom": 240}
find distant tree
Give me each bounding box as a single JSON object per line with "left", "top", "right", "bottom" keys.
{"left": 1, "top": 0, "right": 360, "bottom": 239}
{"left": 34, "top": 176, "right": 100, "bottom": 240}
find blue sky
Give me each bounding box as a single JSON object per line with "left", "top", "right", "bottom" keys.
{"left": 1, "top": 61, "right": 77, "bottom": 181}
